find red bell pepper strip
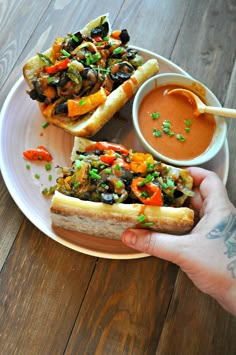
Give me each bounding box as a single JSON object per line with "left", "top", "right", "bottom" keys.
{"left": 86, "top": 141, "right": 129, "bottom": 156}
{"left": 93, "top": 36, "right": 103, "bottom": 42}
{"left": 23, "top": 146, "right": 53, "bottom": 161}
{"left": 131, "top": 177, "right": 163, "bottom": 206}
{"left": 100, "top": 151, "right": 117, "bottom": 165}
{"left": 45, "top": 58, "right": 70, "bottom": 74}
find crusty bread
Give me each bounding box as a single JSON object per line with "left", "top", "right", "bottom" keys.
{"left": 23, "top": 14, "right": 159, "bottom": 137}
{"left": 50, "top": 137, "right": 194, "bottom": 239}
{"left": 51, "top": 191, "right": 194, "bottom": 239}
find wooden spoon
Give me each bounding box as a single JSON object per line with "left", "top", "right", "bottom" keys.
{"left": 167, "top": 88, "right": 236, "bottom": 118}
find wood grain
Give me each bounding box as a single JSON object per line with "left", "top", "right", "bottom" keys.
{"left": 0, "top": 219, "right": 96, "bottom": 355}
{"left": 65, "top": 257, "right": 178, "bottom": 354}
{"left": 0, "top": 0, "right": 236, "bottom": 354}
{"left": 157, "top": 271, "right": 236, "bottom": 355}
{"left": 0, "top": 0, "right": 51, "bottom": 91}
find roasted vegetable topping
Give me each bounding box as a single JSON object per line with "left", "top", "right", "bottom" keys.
{"left": 27, "top": 21, "right": 143, "bottom": 121}
{"left": 55, "top": 142, "right": 192, "bottom": 206}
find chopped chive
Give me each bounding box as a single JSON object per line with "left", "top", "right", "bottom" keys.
{"left": 45, "top": 163, "right": 51, "bottom": 171}
{"left": 167, "top": 178, "right": 175, "bottom": 187}
{"left": 89, "top": 169, "right": 101, "bottom": 180}
{"left": 79, "top": 99, "right": 86, "bottom": 106}
{"left": 146, "top": 162, "right": 155, "bottom": 172}
{"left": 113, "top": 46, "right": 122, "bottom": 54}
{"left": 168, "top": 131, "right": 175, "bottom": 136}
{"left": 162, "top": 120, "right": 171, "bottom": 128}
{"left": 139, "top": 174, "right": 154, "bottom": 187}
{"left": 116, "top": 180, "right": 123, "bottom": 188}
{"left": 151, "top": 112, "right": 160, "bottom": 120}
{"left": 26, "top": 163, "right": 31, "bottom": 170}
{"left": 152, "top": 171, "right": 160, "bottom": 177}
{"left": 185, "top": 119, "right": 192, "bottom": 126}
{"left": 163, "top": 127, "right": 170, "bottom": 134}
{"left": 115, "top": 164, "right": 121, "bottom": 171}
{"left": 105, "top": 168, "right": 112, "bottom": 174}
{"left": 42, "top": 121, "right": 50, "bottom": 129}
{"left": 48, "top": 174, "right": 52, "bottom": 181}
{"left": 47, "top": 77, "right": 54, "bottom": 84}
{"left": 103, "top": 36, "right": 109, "bottom": 41}
{"left": 153, "top": 129, "right": 162, "bottom": 137}
{"left": 74, "top": 160, "right": 82, "bottom": 169}
{"left": 92, "top": 52, "right": 101, "bottom": 63}
{"left": 140, "top": 191, "right": 149, "bottom": 198}
{"left": 72, "top": 34, "right": 79, "bottom": 42}
{"left": 176, "top": 134, "right": 186, "bottom": 142}
{"left": 34, "top": 173, "right": 40, "bottom": 179}
{"left": 141, "top": 222, "right": 154, "bottom": 227}
{"left": 74, "top": 182, "right": 81, "bottom": 188}
{"left": 185, "top": 127, "right": 191, "bottom": 132}
{"left": 137, "top": 214, "right": 146, "bottom": 223}
{"left": 61, "top": 49, "right": 71, "bottom": 57}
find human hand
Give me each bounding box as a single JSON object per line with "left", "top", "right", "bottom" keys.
{"left": 122, "top": 167, "right": 236, "bottom": 316}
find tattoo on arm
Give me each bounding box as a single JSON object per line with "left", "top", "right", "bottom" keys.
{"left": 207, "top": 213, "right": 236, "bottom": 279}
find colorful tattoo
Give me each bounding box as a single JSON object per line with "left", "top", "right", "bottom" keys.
{"left": 207, "top": 213, "right": 236, "bottom": 279}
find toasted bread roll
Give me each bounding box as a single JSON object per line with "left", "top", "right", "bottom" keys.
{"left": 23, "top": 14, "right": 159, "bottom": 137}
{"left": 51, "top": 191, "right": 194, "bottom": 239}
{"left": 50, "top": 137, "right": 194, "bottom": 239}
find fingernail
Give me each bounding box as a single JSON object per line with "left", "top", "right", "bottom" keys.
{"left": 123, "top": 230, "right": 137, "bottom": 245}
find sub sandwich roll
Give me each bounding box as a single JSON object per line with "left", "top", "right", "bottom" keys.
{"left": 23, "top": 14, "right": 159, "bottom": 137}
{"left": 50, "top": 137, "right": 195, "bottom": 239}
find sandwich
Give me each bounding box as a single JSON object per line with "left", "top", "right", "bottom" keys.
{"left": 50, "top": 137, "right": 194, "bottom": 239}
{"left": 23, "top": 14, "right": 159, "bottom": 137}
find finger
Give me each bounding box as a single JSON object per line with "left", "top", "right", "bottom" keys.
{"left": 122, "top": 228, "right": 190, "bottom": 264}
{"left": 187, "top": 167, "right": 226, "bottom": 198}
{"left": 187, "top": 167, "right": 229, "bottom": 212}
{"left": 189, "top": 188, "right": 203, "bottom": 212}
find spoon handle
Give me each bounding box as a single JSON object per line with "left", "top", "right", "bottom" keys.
{"left": 205, "top": 106, "right": 236, "bottom": 118}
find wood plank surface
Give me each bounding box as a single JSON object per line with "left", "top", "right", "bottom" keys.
{"left": 0, "top": 0, "right": 236, "bottom": 354}
{"left": 0, "top": 0, "right": 51, "bottom": 91}
{"left": 65, "top": 257, "right": 178, "bottom": 354}
{"left": 0, "top": 220, "right": 97, "bottom": 355}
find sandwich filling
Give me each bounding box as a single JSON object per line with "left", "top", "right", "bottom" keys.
{"left": 26, "top": 19, "right": 144, "bottom": 121}
{"left": 54, "top": 141, "right": 194, "bottom": 207}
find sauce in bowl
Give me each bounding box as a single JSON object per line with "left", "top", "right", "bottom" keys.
{"left": 138, "top": 84, "right": 216, "bottom": 161}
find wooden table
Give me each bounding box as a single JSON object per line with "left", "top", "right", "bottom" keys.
{"left": 1, "top": 1, "right": 236, "bottom": 354}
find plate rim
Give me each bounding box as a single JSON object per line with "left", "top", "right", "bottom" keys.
{"left": 0, "top": 47, "right": 229, "bottom": 259}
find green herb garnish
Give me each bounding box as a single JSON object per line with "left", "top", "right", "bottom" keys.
{"left": 79, "top": 99, "right": 86, "bottom": 106}
{"left": 138, "top": 174, "right": 154, "bottom": 187}
{"left": 176, "top": 134, "right": 186, "bottom": 142}
{"left": 89, "top": 169, "right": 101, "bottom": 180}
{"left": 61, "top": 49, "right": 71, "bottom": 57}
{"left": 42, "top": 121, "right": 50, "bottom": 129}
{"left": 137, "top": 214, "right": 146, "bottom": 223}
{"left": 151, "top": 112, "right": 160, "bottom": 120}
{"left": 45, "top": 163, "right": 51, "bottom": 171}
{"left": 153, "top": 129, "right": 162, "bottom": 137}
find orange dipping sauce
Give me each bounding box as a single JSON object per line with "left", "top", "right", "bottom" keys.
{"left": 138, "top": 85, "right": 216, "bottom": 161}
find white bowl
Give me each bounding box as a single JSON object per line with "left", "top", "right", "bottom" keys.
{"left": 132, "top": 73, "right": 227, "bottom": 166}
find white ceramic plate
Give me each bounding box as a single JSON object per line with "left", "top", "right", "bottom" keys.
{"left": 0, "top": 47, "right": 229, "bottom": 259}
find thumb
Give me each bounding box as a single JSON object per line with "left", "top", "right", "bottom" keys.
{"left": 122, "top": 228, "right": 190, "bottom": 264}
